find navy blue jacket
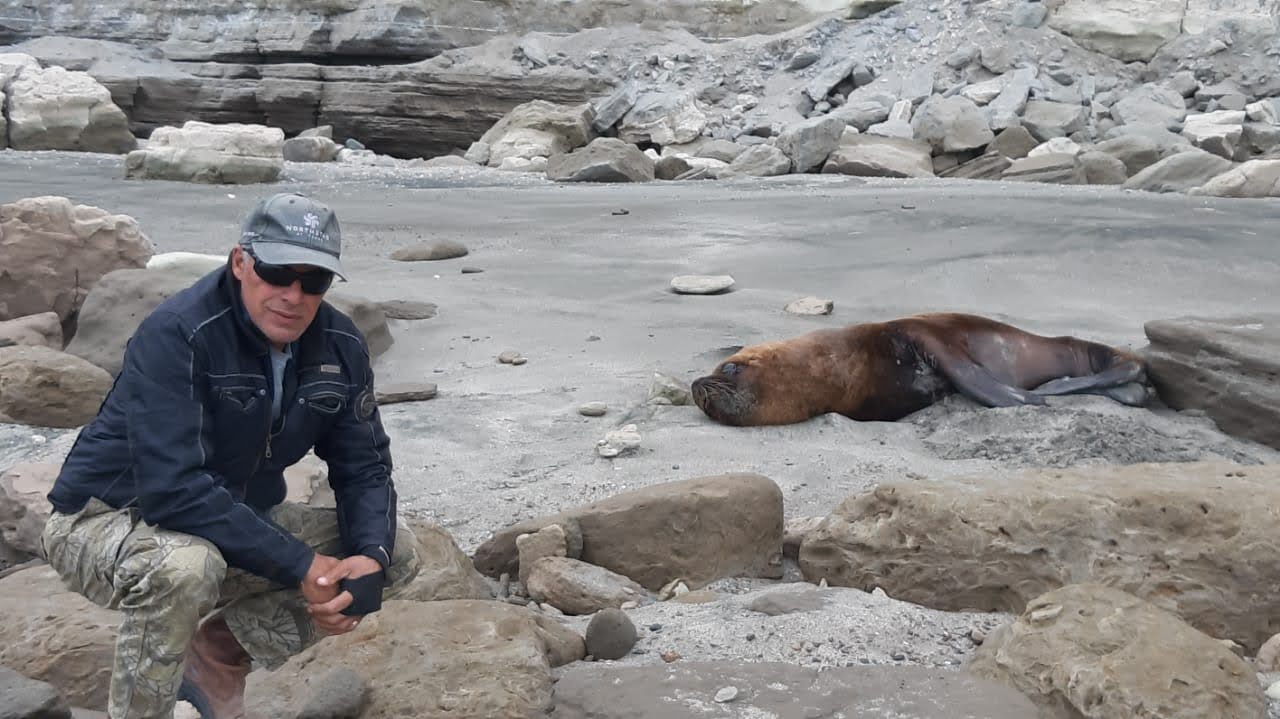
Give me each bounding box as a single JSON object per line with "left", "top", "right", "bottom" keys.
{"left": 48, "top": 264, "right": 397, "bottom": 588}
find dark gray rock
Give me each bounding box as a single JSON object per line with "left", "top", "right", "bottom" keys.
{"left": 584, "top": 608, "right": 637, "bottom": 660}
{"left": 988, "top": 125, "right": 1037, "bottom": 160}
{"left": 1143, "top": 315, "right": 1280, "bottom": 450}
{"left": 0, "top": 665, "right": 72, "bottom": 719}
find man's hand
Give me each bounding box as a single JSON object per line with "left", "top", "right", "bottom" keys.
{"left": 302, "top": 554, "right": 383, "bottom": 635}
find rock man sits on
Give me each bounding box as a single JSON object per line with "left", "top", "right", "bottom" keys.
{"left": 41, "top": 193, "right": 420, "bottom": 719}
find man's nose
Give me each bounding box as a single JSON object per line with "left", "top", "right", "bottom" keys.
{"left": 279, "top": 280, "right": 304, "bottom": 302}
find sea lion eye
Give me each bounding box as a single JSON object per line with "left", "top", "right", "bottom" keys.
{"left": 721, "top": 362, "right": 740, "bottom": 377}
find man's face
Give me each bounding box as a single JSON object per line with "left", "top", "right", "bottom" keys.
{"left": 231, "top": 246, "right": 327, "bottom": 349}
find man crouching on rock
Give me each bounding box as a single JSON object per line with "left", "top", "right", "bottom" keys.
{"left": 40, "top": 193, "right": 420, "bottom": 719}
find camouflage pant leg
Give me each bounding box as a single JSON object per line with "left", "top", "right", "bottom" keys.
{"left": 41, "top": 498, "right": 228, "bottom": 719}
{"left": 218, "top": 502, "right": 421, "bottom": 670}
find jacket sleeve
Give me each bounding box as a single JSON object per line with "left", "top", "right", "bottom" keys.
{"left": 123, "top": 312, "right": 316, "bottom": 587}
{"left": 313, "top": 341, "right": 397, "bottom": 570}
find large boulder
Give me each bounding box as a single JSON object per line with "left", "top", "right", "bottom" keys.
{"left": 1047, "top": 0, "right": 1186, "bottom": 62}
{"left": 472, "top": 100, "right": 595, "bottom": 168}
{"left": 1190, "top": 159, "right": 1280, "bottom": 198}
{"left": 245, "top": 600, "right": 574, "bottom": 718}
{"left": 799, "top": 461, "right": 1280, "bottom": 652}
{"left": 472, "top": 473, "right": 784, "bottom": 591}
{"left": 775, "top": 114, "right": 847, "bottom": 173}
{"left": 911, "top": 94, "right": 995, "bottom": 153}
{"left": 66, "top": 265, "right": 392, "bottom": 376}
{"left": 616, "top": 91, "right": 707, "bottom": 146}
{"left": 0, "top": 196, "right": 153, "bottom": 325}
{"left": 397, "top": 517, "right": 494, "bottom": 602}
{"left": 821, "top": 134, "right": 935, "bottom": 178}
{"left": 0, "top": 53, "right": 41, "bottom": 147}
{"left": 1121, "top": 148, "right": 1233, "bottom": 193}
{"left": 125, "top": 121, "right": 284, "bottom": 184}
{"left": 7, "top": 65, "right": 135, "bottom": 153}
{"left": 969, "top": 584, "right": 1265, "bottom": 719}
{"left": 0, "top": 564, "right": 119, "bottom": 711}
{"left": 1142, "top": 315, "right": 1280, "bottom": 450}
{"left": 0, "top": 345, "right": 114, "bottom": 428}
{"left": 546, "top": 137, "right": 655, "bottom": 183}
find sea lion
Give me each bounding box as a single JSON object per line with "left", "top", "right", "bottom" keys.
{"left": 691, "top": 312, "right": 1149, "bottom": 426}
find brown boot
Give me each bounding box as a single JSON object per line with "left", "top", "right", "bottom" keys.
{"left": 178, "top": 615, "right": 259, "bottom": 719}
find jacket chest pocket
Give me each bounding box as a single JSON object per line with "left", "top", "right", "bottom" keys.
{"left": 209, "top": 375, "right": 269, "bottom": 417}
{"left": 296, "top": 377, "right": 350, "bottom": 417}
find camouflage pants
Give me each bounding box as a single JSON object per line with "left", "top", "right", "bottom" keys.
{"left": 41, "top": 498, "right": 420, "bottom": 719}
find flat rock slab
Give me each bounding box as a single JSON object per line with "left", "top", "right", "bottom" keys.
{"left": 377, "top": 300, "right": 437, "bottom": 320}
{"left": 550, "top": 661, "right": 1037, "bottom": 718}
{"left": 390, "top": 240, "right": 469, "bottom": 261}
{"left": 670, "top": 275, "right": 734, "bottom": 294}
{"left": 375, "top": 382, "right": 437, "bottom": 404}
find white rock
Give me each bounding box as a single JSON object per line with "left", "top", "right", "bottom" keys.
{"left": 670, "top": 275, "right": 735, "bottom": 294}
{"left": 714, "top": 686, "right": 739, "bottom": 703}
{"left": 1028, "top": 137, "right": 1083, "bottom": 157}
{"left": 785, "top": 296, "right": 834, "bottom": 315}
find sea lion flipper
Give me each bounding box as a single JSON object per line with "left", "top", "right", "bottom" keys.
{"left": 1031, "top": 361, "right": 1145, "bottom": 398}
{"left": 922, "top": 340, "right": 1046, "bottom": 408}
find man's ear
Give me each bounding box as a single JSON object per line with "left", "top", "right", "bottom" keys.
{"left": 230, "top": 246, "right": 247, "bottom": 281}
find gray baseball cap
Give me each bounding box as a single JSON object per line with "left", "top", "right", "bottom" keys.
{"left": 239, "top": 193, "right": 346, "bottom": 279}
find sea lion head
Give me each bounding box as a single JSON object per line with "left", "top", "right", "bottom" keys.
{"left": 691, "top": 340, "right": 829, "bottom": 426}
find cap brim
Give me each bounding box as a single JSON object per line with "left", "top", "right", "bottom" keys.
{"left": 249, "top": 241, "right": 346, "bottom": 280}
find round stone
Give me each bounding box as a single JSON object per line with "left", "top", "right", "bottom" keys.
{"left": 585, "top": 608, "right": 638, "bottom": 661}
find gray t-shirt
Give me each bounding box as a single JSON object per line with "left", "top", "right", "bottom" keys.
{"left": 269, "top": 344, "right": 292, "bottom": 422}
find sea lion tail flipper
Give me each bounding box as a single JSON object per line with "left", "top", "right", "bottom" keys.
{"left": 929, "top": 349, "right": 1047, "bottom": 408}
{"left": 1030, "top": 361, "right": 1145, "bottom": 398}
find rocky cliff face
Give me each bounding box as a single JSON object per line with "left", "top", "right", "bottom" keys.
{"left": 0, "top": 0, "right": 847, "bottom": 63}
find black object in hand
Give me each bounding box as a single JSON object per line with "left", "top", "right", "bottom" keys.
{"left": 339, "top": 571, "right": 385, "bottom": 616}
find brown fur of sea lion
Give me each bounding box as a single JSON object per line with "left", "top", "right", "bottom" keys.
{"left": 691, "top": 313, "right": 1149, "bottom": 426}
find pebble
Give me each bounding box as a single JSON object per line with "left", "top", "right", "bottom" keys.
{"left": 714, "top": 687, "right": 739, "bottom": 703}
{"left": 670, "top": 274, "right": 735, "bottom": 295}
{"left": 578, "top": 402, "right": 608, "bottom": 417}
{"left": 784, "top": 296, "right": 834, "bottom": 315}
{"left": 498, "top": 351, "right": 527, "bottom": 365}
{"left": 461, "top": 266, "right": 484, "bottom": 274}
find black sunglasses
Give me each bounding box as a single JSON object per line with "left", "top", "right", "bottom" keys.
{"left": 244, "top": 248, "right": 334, "bottom": 295}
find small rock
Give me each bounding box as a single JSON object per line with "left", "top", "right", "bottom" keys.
{"left": 390, "top": 240, "right": 469, "bottom": 261}
{"left": 585, "top": 608, "right": 638, "bottom": 660}
{"left": 785, "top": 296, "right": 834, "bottom": 315}
{"left": 596, "top": 424, "right": 641, "bottom": 457}
{"left": 612, "top": 208, "right": 630, "bottom": 216}
{"left": 714, "top": 686, "right": 739, "bottom": 703}
{"left": 661, "top": 650, "right": 682, "bottom": 663}
{"left": 498, "top": 351, "right": 526, "bottom": 364}
{"left": 578, "top": 402, "right": 608, "bottom": 417}
{"left": 647, "top": 371, "right": 692, "bottom": 405}
{"left": 670, "top": 274, "right": 735, "bottom": 294}
{"left": 970, "top": 629, "right": 986, "bottom": 644}
{"left": 460, "top": 266, "right": 484, "bottom": 274}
